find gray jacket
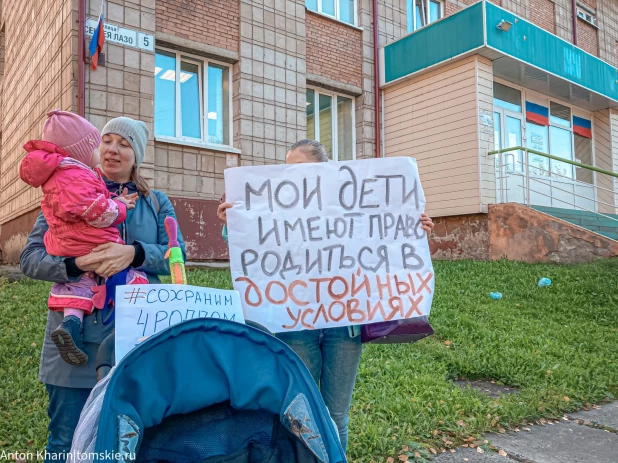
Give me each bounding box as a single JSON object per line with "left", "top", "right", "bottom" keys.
{"left": 20, "top": 186, "right": 186, "bottom": 388}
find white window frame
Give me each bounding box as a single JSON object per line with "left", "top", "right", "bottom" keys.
{"left": 408, "top": 0, "right": 444, "bottom": 32}
{"left": 154, "top": 47, "right": 235, "bottom": 152}
{"left": 577, "top": 9, "right": 597, "bottom": 27}
{"left": 310, "top": 0, "right": 358, "bottom": 27}
{"left": 307, "top": 87, "right": 356, "bottom": 161}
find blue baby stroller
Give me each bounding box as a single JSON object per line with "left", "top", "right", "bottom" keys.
{"left": 70, "top": 318, "right": 347, "bottom": 463}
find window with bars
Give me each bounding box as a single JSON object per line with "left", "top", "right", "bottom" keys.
{"left": 306, "top": 88, "right": 355, "bottom": 161}
{"left": 154, "top": 49, "right": 232, "bottom": 147}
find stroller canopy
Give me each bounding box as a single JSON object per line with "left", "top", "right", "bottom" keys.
{"left": 71, "top": 319, "right": 347, "bottom": 463}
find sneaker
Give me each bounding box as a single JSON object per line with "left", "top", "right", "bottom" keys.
{"left": 51, "top": 315, "right": 88, "bottom": 366}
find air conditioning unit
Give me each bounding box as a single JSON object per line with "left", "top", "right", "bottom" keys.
{"left": 577, "top": 9, "right": 597, "bottom": 26}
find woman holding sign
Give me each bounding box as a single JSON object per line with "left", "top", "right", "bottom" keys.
{"left": 20, "top": 117, "right": 186, "bottom": 463}
{"left": 218, "top": 139, "right": 435, "bottom": 452}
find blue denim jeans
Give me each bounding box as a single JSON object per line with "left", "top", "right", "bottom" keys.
{"left": 45, "top": 384, "right": 92, "bottom": 463}
{"left": 277, "top": 327, "right": 362, "bottom": 452}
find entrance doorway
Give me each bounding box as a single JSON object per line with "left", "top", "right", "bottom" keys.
{"left": 493, "top": 82, "right": 596, "bottom": 211}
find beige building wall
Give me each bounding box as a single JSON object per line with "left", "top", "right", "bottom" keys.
{"left": 0, "top": 0, "right": 77, "bottom": 226}
{"left": 609, "top": 109, "right": 618, "bottom": 214}
{"left": 593, "top": 109, "right": 616, "bottom": 214}
{"left": 476, "top": 56, "right": 496, "bottom": 211}
{"left": 383, "top": 55, "right": 493, "bottom": 217}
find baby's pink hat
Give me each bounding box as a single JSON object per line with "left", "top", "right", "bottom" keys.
{"left": 42, "top": 109, "right": 102, "bottom": 165}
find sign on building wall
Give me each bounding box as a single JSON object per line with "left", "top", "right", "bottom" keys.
{"left": 225, "top": 158, "right": 435, "bottom": 334}
{"left": 85, "top": 19, "right": 154, "bottom": 52}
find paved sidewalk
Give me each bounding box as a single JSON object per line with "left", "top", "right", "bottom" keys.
{"left": 435, "top": 403, "right": 618, "bottom": 463}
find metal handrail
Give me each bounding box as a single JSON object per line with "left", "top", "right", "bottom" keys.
{"left": 503, "top": 159, "right": 617, "bottom": 200}
{"left": 527, "top": 175, "right": 617, "bottom": 210}
{"left": 522, "top": 185, "right": 618, "bottom": 225}
{"left": 488, "top": 146, "right": 618, "bottom": 179}
{"left": 492, "top": 152, "right": 618, "bottom": 225}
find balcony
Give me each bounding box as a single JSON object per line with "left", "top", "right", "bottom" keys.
{"left": 380, "top": 1, "right": 618, "bottom": 111}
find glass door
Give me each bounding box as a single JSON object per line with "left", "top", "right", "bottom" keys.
{"left": 525, "top": 120, "right": 552, "bottom": 206}
{"left": 494, "top": 108, "right": 525, "bottom": 204}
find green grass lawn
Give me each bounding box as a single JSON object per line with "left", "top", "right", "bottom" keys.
{"left": 1, "top": 259, "right": 617, "bottom": 462}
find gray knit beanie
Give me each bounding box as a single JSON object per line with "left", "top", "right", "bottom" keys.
{"left": 101, "top": 117, "right": 149, "bottom": 167}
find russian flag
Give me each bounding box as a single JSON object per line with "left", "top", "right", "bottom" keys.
{"left": 89, "top": 0, "right": 106, "bottom": 70}
{"left": 573, "top": 116, "right": 592, "bottom": 138}
{"left": 525, "top": 101, "right": 549, "bottom": 126}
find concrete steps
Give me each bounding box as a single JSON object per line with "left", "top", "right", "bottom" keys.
{"left": 532, "top": 206, "right": 618, "bottom": 242}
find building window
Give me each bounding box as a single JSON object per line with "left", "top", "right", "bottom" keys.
{"left": 306, "top": 88, "right": 355, "bottom": 161}
{"left": 407, "top": 0, "right": 443, "bottom": 32}
{"left": 306, "top": 0, "right": 357, "bottom": 26}
{"left": 577, "top": 9, "right": 596, "bottom": 27}
{"left": 154, "top": 49, "right": 231, "bottom": 147}
{"left": 522, "top": 97, "right": 580, "bottom": 179}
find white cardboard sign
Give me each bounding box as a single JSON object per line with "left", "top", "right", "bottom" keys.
{"left": 115, "top": 284, "right": 245, "bottom": 362}
{"left": 225, "top": 157, "right": 435, "bottom": 333}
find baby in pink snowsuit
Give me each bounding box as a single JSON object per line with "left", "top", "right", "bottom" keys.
{"left": 20, "top": 110, "right": 147, "bottom": 366}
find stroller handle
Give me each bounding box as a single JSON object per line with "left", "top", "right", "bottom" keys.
{"left": 94, "top": 322, "right": 271, "bottom": 382}
{"left": 96, "top": 330, "right": 115, "bottom": 382}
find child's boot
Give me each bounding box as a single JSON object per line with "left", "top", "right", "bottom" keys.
{"left": 51, "top": 315, "right": 88, "bottom": 366}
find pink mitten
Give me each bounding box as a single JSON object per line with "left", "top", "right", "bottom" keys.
{"left": 91, "top": 284, "right": 107, "bottom": 309}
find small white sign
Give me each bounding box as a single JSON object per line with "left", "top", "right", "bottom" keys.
{"left": 115, "top": 284, "right": 245, "bottom": 362}
{"left": 85, "top": 18, "right": 154, "bottom": 52}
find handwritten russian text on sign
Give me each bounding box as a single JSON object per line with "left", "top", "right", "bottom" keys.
{"left": 225, "top": 157, "right": 434, "bottom": 333}
{"left": 85, "top": 19, "right": 154, "bottom": 52}
{"left": 115, "top": 284, "right": 245, "bottom": 362}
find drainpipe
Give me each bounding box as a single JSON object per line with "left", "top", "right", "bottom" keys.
{"left": 571, "top": 0, "right": 578, "bottom": 46}
{"left": 78, "top": 0, "right": 86, "bottom": 116}
{"left": 372, "top": 0, "right": 381, "bottom": 158}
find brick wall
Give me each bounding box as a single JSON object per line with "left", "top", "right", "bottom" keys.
{"left": 445, "top": 2, "right": 462, "bottom": 17}
{"left": 578, "top": 18, "right": 599, "bottom": 56}
{"left": 156, "top": 0, "right": 239, "bottom": 52}
{"left": 0, "top": 0, "right": 76, "bottom": 227}
{"left": 597, "top": 0, "right": 618, "bottom": 65}
{"left": 306, "top": 11, "right": 362, "bottom": 88}
{"left": 530, "top": 0, "right": 556, "bottom": 33}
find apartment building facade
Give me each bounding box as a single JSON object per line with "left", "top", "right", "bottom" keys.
{"left": 0, "top": 0, "right": 617, "bottom": 262}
